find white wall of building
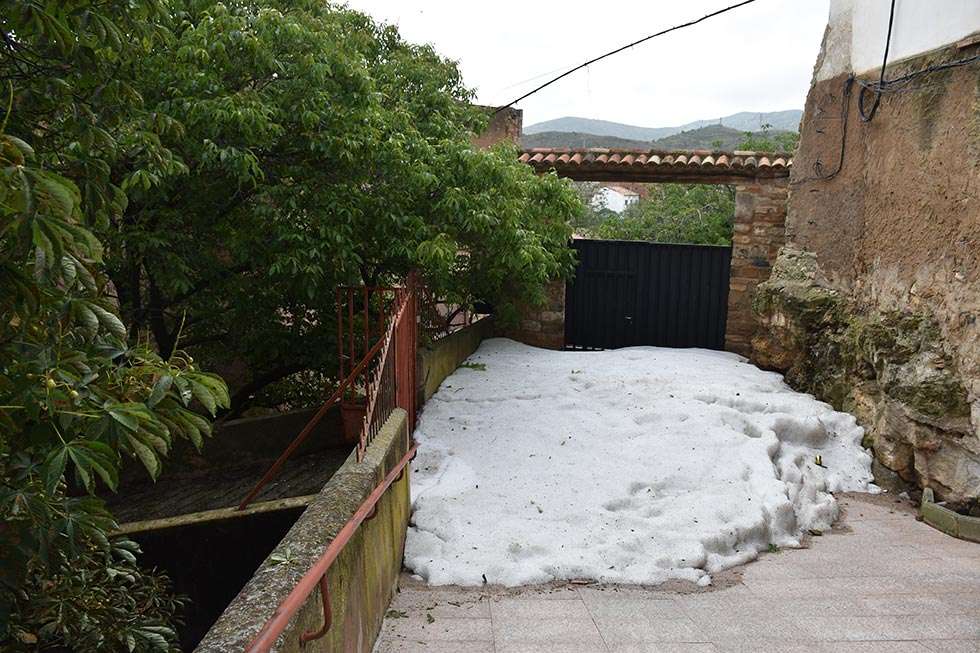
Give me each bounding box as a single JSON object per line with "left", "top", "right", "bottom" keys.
{"left": 593, "top": 187, "right": 639, "bottom": 214}
{"left": 816, "top": 0, "right": 980, "bottom": 81}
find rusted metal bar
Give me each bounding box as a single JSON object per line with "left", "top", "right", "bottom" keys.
{"left": 363, "top": 286, "right": 369, "bottom": 361}
{"left": 237, "top": 336, "right": 387, "bottom": 511}
{"left": 336, "top": 287, "right": 344, "bottom": 380}
{"left": 348, "top": 294, "right": 355, "bottom": 376}
{"left": 244, "top": 442, "right": 418, "bottom": 653}
{"left": 299, "top": 574, "right": 332, "bottom": 644}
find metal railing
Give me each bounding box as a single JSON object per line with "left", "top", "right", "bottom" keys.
{"left": 243, "top": 441, "right": 418, "bottom": 652}
{"left": 238, "top": 273, "right": 418, "bottom": 510}
{"left": 418, "top": 284, "right": 488, "bottom": 341}
{"left": 237, "top": 272, "right": 419, "bottom": 652}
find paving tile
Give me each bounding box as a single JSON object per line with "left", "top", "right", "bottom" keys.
{"left": 490, "top": 597, "right": 592, "bottom": 620}
{"left": 582, "top": 592, "right": 687, "bottom": 619}
{"left": 911, "top": 574, "right": 980, "bottom": 595}
{"left": 609, "top": 644, "right": 719, "bottom": 653}
{"left": 936, "top": 592, "right": 980, "bottom": 612}
{"left": 379, "top": 615, "right": 493, "bottom": 642}
{"left": 920, "top": 641, "right": 980, "bottom": 652}
{"left": 594, "top": 617, "right": 705, "bottom": 644}
{"left": 711, "top": 641, "right": 826, "bottom": 653}
{"left": 584, "top": 596, "right": 689, "bottom": 620}
{"left": 791, "top": 615, "right": 892, "bottom": 641}
{"left": 576, "top": 585, "right": 697, "bottom": 602}
{"left": 374, "top": 639, "right": 495, "bottom": 653}
{"left": 390, "top": 592, "right": 491, "bottom": 619}
{"left": 869, "top": 615, "right": 980, "bottom": 641}
{"left": 491, "top": 616, "right": 605, "bottom": 645}
{"left": 495, "top": 642, "right": 609, "bottom": 653}
{"left": 820, "top": 642, "right": 935, "bottom": 652}
{"left": 742, "top": 576, "right": 914, "bottom": 599}
{"left": 689, "top": 613, "right": 808, "bottom": 640}
{"left": 775, "top": 597, "right": 863, "bottom": 617}
{"left": 853, "top": 595, "right": 952, "bottom": 616}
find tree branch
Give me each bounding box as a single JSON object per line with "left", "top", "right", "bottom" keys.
{"left": 220, "top": 362, "right": 308, "bottom": 422}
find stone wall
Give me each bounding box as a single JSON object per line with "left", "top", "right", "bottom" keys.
{"left": 418, "top": 317, "right": 494, "bottom": 402}
{"left": 495, "top": 279, "right": 565, "bottom": 349}
{"left": 725, "top": 179, "right": 789, "bottom": 356}
{"left": 196, "top": 409, "right": 411, "bottom": 653}
{"left": 472, "top": 105, "right": 522, "bottom": 149}
{"left": 752, "top": 37, "right": 980, "bottom": 504}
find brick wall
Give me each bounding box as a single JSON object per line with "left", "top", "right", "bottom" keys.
{"left": 496, "top": 280, "right": 565, "bottom": 350}
{"left": 725, "top": 179, "right": 789, "bottom": 356}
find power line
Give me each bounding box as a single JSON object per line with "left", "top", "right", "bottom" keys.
{"left": 493, "top": 0, "right": 760, "bottom": 114}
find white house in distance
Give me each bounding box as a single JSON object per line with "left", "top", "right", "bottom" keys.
{"left": 592, "top": 185, "right": 639, "bottom": 213}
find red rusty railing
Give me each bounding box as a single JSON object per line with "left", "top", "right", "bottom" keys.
{"left": 418, "top": 284, "right": 487, "bottom": 341}
{"left": 239, "top": 273, "right": 419, "bottom": 651}
{"left": 244, "top": 441, "right": 418, "bottom": 653}
{"left": 238, "top": 272, "right": 418, "bottom": 511}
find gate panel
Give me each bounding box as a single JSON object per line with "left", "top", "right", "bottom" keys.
{"left": 565, "top": 240, "right": 730, "bottom": 350}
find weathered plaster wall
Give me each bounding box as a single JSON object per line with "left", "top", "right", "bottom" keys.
{"left": 817, "top": 0, "right": 980, "bottom": 80}
{"left": 196, "top": 409, "right": 411, "bottom": 653}
{"left": 754, "top": 14, "right": 980, "bottom": 503}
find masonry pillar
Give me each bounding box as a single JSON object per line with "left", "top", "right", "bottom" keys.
{"left": 495, "top": 279, "right": 565, "bottom": 349}
{"left": 725, "top": 179, "right": 789, "bottom": 356}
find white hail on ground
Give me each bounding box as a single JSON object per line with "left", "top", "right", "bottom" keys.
{"left": 405, "top": 338, "right": 877, "bottom": 587}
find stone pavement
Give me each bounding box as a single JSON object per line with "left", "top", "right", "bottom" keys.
{"left": 374, "top": 493, "right": 980, "bottom": 652}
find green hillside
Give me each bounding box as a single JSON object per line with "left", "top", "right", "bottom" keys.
{"left": 519, "top": 124, "right": 798, "bottom": 151}
{"left": 521, "top": 131, "right": 651, "bottom": 149}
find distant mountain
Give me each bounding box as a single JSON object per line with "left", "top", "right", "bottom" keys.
{"left": 521, "top": 131, "right": 651, "bottom": 150}
{"left": 523, "top": 110, "right": 802, "bottom": 141}
{"left": 519, "top": 124, "right": 796, "bottom": 151}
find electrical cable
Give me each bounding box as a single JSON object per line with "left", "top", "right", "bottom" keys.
{"left": 798, "top": 4, "right": 979, "bottom": 182}
{"left": 493, "top": 0, "right": 760, "bottom": 114}
{"left": 857, "top": 52, "right": 980, "bottom": 95}
{"left": 790, "top": 74, "right": 854, "bottom": 186}
{"left": 858, "top": 0, "right": 896, "bottom": 122}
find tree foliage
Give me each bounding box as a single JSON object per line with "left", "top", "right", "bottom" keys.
{"left": 78, "top": 0, "right": 579, "bottom": 414}
{"left": 1, "top": 2, "right": 227, "bottom": 650}
{"left": 737, "top": 124, "right": 800, "bottom": 152}
{"left": 592, "top": 184, "right": 735, "bottom": 245}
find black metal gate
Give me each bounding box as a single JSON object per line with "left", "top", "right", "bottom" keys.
{"left": 565, "top": 239, "right": 731, "bottom": 350}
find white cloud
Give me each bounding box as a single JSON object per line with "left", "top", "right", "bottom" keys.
{"left": 341, "top": 0, "right": 830, "bottom": 128}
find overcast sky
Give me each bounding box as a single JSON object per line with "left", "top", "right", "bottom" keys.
{"left": 342, "top": 0, "right": 830, "bottom": 128}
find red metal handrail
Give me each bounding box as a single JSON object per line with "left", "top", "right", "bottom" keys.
{"left": 238, "top": 273, "right": 418, "bottom": 510}
{"left": 236, "top": 337, "right": 386, "bottom": 511}
{"left": 244, "top": 442, "right": 418, "bottom": 653}
{"left": 237, "top": 273, "right": 419, "bottom": 651}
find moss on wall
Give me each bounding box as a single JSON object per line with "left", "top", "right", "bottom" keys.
{"left": 196, "top": 410, "right": 411, "bottom": 653}
{"left": 753, "top": 247, "right": 977, "bottom": 502}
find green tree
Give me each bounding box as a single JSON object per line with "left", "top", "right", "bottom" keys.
{"left": 593, "top": 184, "right": 735, "bottom": 245}
{"left": 737, "top": 123, "right": 799, "bottom": 152}
{"left": 1, "top": 2, "right": 227, "bottom": 650}
{"left": 90, "top": 0, "right": 579, "bottom": 415}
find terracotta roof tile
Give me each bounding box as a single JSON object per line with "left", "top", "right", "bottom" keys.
{"left": 517, "top": 147, "right": 793, "bottom": 181}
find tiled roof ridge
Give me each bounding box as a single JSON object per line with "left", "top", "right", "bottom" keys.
{"left": 518, "top": 147, "right": 793, "bottom": 172}
{"left": 521, "top": 147, "right": 793, "bottom": 157}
